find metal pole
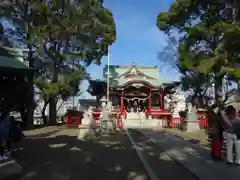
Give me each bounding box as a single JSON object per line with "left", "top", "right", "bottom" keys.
{"left": 212, "top": 81, "right": 215, "bottom": 104}
{"left": 222, "top": 75, "right": 225, "bottom": 102}
{"left": 107, "top": 46, "right": 110, "bottom": 108}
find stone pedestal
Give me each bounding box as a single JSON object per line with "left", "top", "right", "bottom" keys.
{"left": 0, "top": 160, "right": 22, "bottom": 179}
{"left": 100, "top": 110, "right": 116, "bottom": 133}
{"left": 139, "top": 112, "right": 145, "bottom": 119}
{"left": 185, "top": 106, "right": 200, "bottom": 132}
{"left": 77, "top": 124, "right": 96, "bottom": 140}
{"left": 101, "top": 119, "right": 115, "bottom": 133}
{"left": 78, "top": 111, "right": 96, "bottom": 141}
{"left": 143, "top": 119, "right": 157, "bottom": 128}
{"left": 185, "top": 121, "right": 200, "bottom": 132}
{"left": 81, "top": 111, "right": 91, "bottom": 125}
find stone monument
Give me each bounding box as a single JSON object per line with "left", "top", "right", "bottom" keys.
{"left": 77, "top": 107, "right": 98, "bottom": 140}
{"left": 185, "top": 105, "right": 200, "bottom": 132}
{"left": 100, "top": 97, "right": 115, "bottom": 133}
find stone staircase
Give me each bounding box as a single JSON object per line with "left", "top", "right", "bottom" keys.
{"left": 124, "top": 112, "right": 142, "bottom": 128}
{"left": 127, "top": 112, "right": 141, "bottom": 120}
{"left": 123, "top": 112, "right": 157, "bottom": 128}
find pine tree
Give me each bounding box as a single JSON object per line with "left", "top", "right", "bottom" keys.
{"left": 157, "top": 0, "right": 240, "bottom": 107}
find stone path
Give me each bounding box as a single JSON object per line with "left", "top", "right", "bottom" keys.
{"left": 138, "top": 128, "right": 240, "bottom": 180}
{"left": 127, "top": 129, "right": 199, "bottom": 180}
{"left": 10, "top": 126, "right": 150, "bottom": 180}
{"left": 0, "top": 159, "right": 22, "bottom": 179}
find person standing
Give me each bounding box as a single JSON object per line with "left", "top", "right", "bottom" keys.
{"left": 221, "top": 105, "right": 240, "bottom": 165}
{"left": 0, "top": 109, "right": 11, "bottom": 161}
{"left": 208, "top": 107, "right": 224, "bottom": 160}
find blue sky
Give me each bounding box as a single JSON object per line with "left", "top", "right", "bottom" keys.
{"left": 81, "top": 0, "right": 180, "bottom": 98}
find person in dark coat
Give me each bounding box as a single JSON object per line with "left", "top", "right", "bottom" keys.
{"left": 0, "top": 109, "right": 11, "bottom": 161}
{"left": 207, "top": 106, "right": 224, "bottom": 160}
{"left": 221, "top": 105, "right": 240, "bottom": 165}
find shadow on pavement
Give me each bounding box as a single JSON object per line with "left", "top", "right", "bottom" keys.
{"left": 11, "top": 128, "right": 150, "bottom": 180}
{"left": 128, "top": 129, "right": 199, "bottom": 180}
{"left": 131, "top": 128, "right": 240, "bottom": 180}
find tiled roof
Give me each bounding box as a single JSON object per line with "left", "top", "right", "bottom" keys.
{"left": 103, "top": 64, "right": 172, "bottom": 87}
{"left": 0, "top": 56, "right": 30, "bottom": 69}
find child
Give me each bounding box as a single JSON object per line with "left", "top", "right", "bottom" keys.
{"left": 0, "top": 109, "right": 11, "bottom": 161}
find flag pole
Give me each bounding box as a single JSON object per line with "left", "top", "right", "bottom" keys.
{"left": 106, "top": 46, "right": 110, "bottom": 108}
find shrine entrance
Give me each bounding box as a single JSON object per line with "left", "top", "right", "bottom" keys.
{"left": 124, "top": 98, "right": 148, "bottom": 113}
{"left": 121, "top": 85, "right": 149, "bottom": 114}
{"left": 88, "top": 63, "right": 174, "bottom": 126}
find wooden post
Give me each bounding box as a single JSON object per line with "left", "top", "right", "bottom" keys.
{"left": 148, "top": 90, "right": 152, "bottom": 113}
{"left": 162, "top": 89, "right": 165, "bottom": 109}
{"left": 160, "top": 88, "right": 165, "bottom": 109}
{"left": 159, "top": 91, "right": 162, "bottom": 109}
{"left": 120, "top": 90, "right": 124, "bottom": 114}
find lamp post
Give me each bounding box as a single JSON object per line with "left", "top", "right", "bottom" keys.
{"left": 106, "top": 46, "right": 110, "bottom": 109}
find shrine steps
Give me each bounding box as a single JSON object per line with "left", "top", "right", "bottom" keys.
{"left": 126, "top": 112, "right": 142, "bottom": 120}
{"left": 123, "top": 119, "right": 158, "bottom": 128}
{"left": 124, "top": 119, "right": 142, "bottom": 128}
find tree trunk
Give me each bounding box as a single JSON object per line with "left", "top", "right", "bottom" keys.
{"left": 42, "top": 101, "right": 49, "bottom": 125}
{"left": 198, "top": 94, "right": 205, "bottom": 108}
{"left": 237, "top": 81, "right": 240, "bottom": 100}
{"left": 20, "top": 106, "right": 32, "bottom": 130}
{"left": 26, "top": 88, "right": 34, "bottom": 128}
{"left": 25, "top": 73, "right": 34, "bottom": 130}
{"left": 48, "top": 98, "right": 57, "bottom": 125}
{"left": 214, "top": 76, "right": 223, "bottom": 107}
{"left": 23, "top": 31, "right": 35, "bottom": 129}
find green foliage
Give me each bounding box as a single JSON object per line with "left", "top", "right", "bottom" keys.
{"left": 158, "top": 35, "right": 211, "bottom": 105}
{"left": 157, "top": 1, "right": 226, "bottom": 73}
{"left": 157, "top": 0, "right": 240, "bottom": 106}
{"left": 31, "top": 0, "right": 116, "bottom": 106}
{"left": 0, "top": 0, "right": 116, "bottom": 123}
{"left": 33, "top": 0, "right": 116, "bottom": 65}
{"left": 34, "top": 69, "right": 85, "bottom": 101}
{"left": 0, "top": 22, "right": 13, "bottom": 57}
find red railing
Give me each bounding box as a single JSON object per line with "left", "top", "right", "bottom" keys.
{"left": 65, "top": 111, "right": 83, "bottom": 127}
{"left": 157, "top": 119, "right": 168, "bottom": 127}
{"left": 116, "top": 114, "right": 123, "bottom": 129}
{"left": 109, "top": 109, "right": 124, "bottom": 129}
{"left": 92, "top": 108, "right": 102, "bottom": 127}
{"left": 169, "top": 117, "right": 184, "bottom": 129}
{"left": 155, "top": 116, "right": 208, "bottom": 129}
{"left": 199, "top": 116, "right": 208, "bottom": 129}
{"left": 91, "top": 108, "right": 123, "bottom": 129}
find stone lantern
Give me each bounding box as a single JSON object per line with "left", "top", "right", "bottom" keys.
{"left": 100, "top": 96, "right": 107, "bottom": 109}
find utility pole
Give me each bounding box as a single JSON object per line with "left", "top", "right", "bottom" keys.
{"left": 106, "top": 46, "right": 110, "bottom": 109}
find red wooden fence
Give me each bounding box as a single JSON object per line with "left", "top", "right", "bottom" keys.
{"left": 91, "top": 108, "right": 124, "bottom": 129}
{"left": 65, "top": 112, "right": 83, "bottom": 127}
{"left": 156, "top": 116, "right": 208, "bottom": 129}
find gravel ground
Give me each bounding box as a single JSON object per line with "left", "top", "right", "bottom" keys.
{"left": 10, "top": 127, "right": 150, "bottom": 180}
{"left": 128, "top": 129, "right": 199, "bottom": 180}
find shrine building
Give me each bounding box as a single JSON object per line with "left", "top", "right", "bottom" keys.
{"left": 88, "top": 62, "right": 179, "bottom": 122}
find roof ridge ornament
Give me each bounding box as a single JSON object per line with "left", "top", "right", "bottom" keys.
{"left": 130, "top": 67, "right": 137, "bottom": 74}
{"left": 132, "top": 61, "right": 136, "bottom": 67}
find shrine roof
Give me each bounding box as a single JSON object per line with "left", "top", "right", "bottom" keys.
{"left": 0, "top": 56, "right": 31, "bottom": 70}
{"left": 103, "top": 63, "right": 172, "bottom": 88}
{"left": 103, "top": 65, "right": 160, "bottom": 78}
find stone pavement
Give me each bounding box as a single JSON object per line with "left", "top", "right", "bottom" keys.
{"left": 10, "top": 126, "right": 150, "bottom": 180}
{"left": 138, "top": 128, "right": 240, "bottom": 180}
{"left": 0, "top": 159, "right": 22, "bottom": 179}
{"left": 127, "top": 129, "right": 199, "bottom": 180}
